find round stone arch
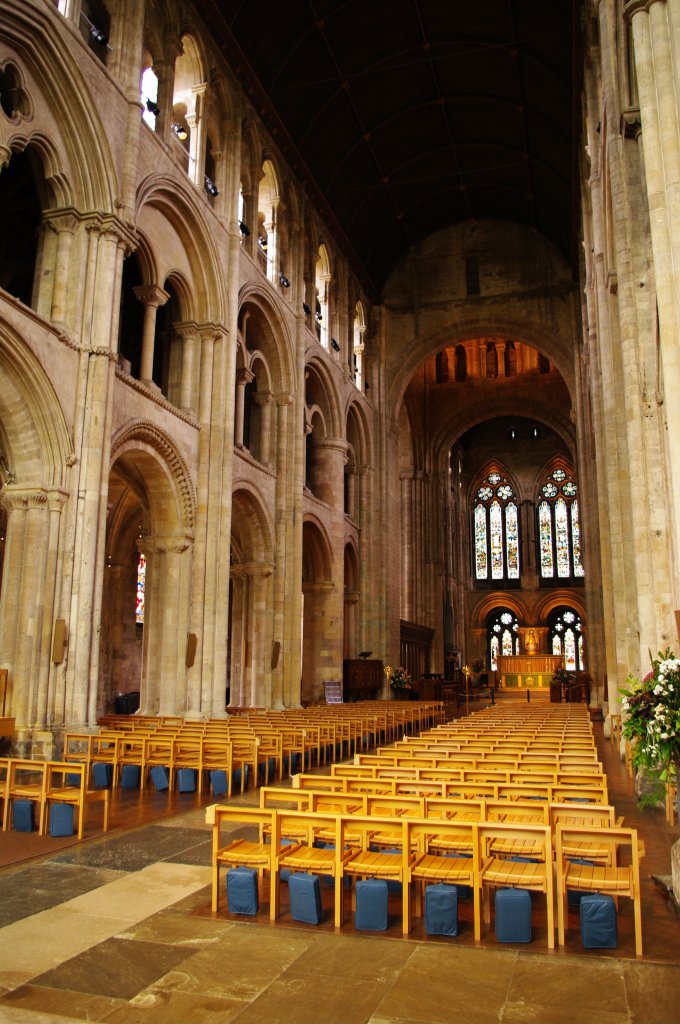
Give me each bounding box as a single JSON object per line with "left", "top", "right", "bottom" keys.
{"left": 228, "top": 483, "right": 276, "bottom": 708}
{"left": 135, "top": 174, "right": 227, "bottom": 322}
{"left": 0, "top": 321, "right": 73, "bottom": 489}
{"left": 0, "top": 13, "right": 116, "bottom": 211}
{"left": 104, "top": 423, "right": 196, "bottom": 716}
{"left": 390, "top": 317, "right": 576, "bottom": 425}
{"left": 0, "top": 323, "right": 73, "bottom": 734}
{"left": 237, "top": 288, "right": 295, "bottom": 392}
{"left": 301, "top": 515, "right": 336, "bottom": 702}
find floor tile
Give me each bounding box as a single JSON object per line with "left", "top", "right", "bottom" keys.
{"left": 373, "top": 944, "right": 518, "bottom": 1024}
{"left": 0, "top": 863, "right": 126, "bottom": 927}
{"left": 0, "top": 983, "right": 122, "bottom": 1022}
{"left": 101, "top": 990, "right": 246, "bottom": 1023}
{"left": 51, "top": 827, "right": 209, "bottom": 872}
{"left": 508, "top": 953, "right": 627, "bottom": 1014}
{"left": 288, "top": 932, "right": 416, "bottom": 982}
{"left": 150, "top": 925, "right": 316, "bottom": 1002}
{"left": 31, "top": 936, "right": 196, "bottom": 1001}
{"left": 623, "top": 960, "right": 680, "bottom": 1024}
{"left": 228, "top": 971, "right": 389, "bottom": 1024}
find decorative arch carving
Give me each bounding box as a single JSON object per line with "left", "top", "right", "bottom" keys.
{"left": 110, "top": 420, "right": 196, "bottom": 531}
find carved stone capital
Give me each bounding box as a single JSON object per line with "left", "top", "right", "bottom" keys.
{"left": 236, "top": 368, "right": 255, "bottom": 386}
{"left": 0, "top": 487, "right": 49, "bottom": 512}
{"left": 624, "top": 0, "right": 666, "bottom": 20}
{"left": 244, "top": 561, "right": 275, "bottom": 579}
{"left": 133, "top": 284, "right": 170, "bottom": 308}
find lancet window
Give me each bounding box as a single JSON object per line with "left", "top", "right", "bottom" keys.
{"left": 548, "top": 606, "right": 585, "bottom": 670}
{"left": 472, "top": 470, "right": 520, "bottom": 586}
{"left": 537, "top": 465, "right": 584, "bottom": 583}
{"left": 487, "top": 608, "right": 520, "bottom": 670}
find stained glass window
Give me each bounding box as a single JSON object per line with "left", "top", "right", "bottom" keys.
{"left": 548, "top": 606, "right": 585, "bottom": 670}
{"left": 487, "top": 608, "right": 520, "bottom": 668}
{"left": 136, "top": 552, "right": 146, "bottom": 624}
{"left": 537, "top": 465, "right": 585, "bottom": 583}
{"left": 472, "top": 471, "right": 521, "bottom": 585}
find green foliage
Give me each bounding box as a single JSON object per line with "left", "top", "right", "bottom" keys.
{"left": 620, "top": 648, "right": 680, "bottom": 777}
{"left": 389, "top": 667, "right": 412, "bottom": 690}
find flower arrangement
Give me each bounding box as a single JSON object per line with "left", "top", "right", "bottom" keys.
{"left": 390, "top": 667, "right": 412, "bottom": 691}
{"left": 620, "top": 649, "right": 680, "bottom": 786}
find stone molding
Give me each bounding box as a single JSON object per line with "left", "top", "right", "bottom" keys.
{"left": 624, "top": 0, "right": 666, "bottom": 19}
{"left": 110, "top": 419, "right": 197, "bottom": 529}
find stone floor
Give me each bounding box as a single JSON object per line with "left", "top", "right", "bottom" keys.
{"left": 0, "top": 719, "right": 679, "bottom": 1023}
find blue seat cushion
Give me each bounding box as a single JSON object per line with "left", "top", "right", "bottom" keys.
{"left": 150, "top": 765, "right": 169, "bottom": 791}
{"left": 424, "top": 883, "right": 458, "bottom": 937}
{"left": 210, "top": 770, "right": 229, "bottom": 796}
{"left": 227, "top": 867, "right": 259, "bottom": 915}
{"left": 355, "top": 878, "right": 389, "bottom": 932}
{"left": 177, "top": 768, "right": 195, "bottom": 792}
{"left": 495, "top": 887, "right": 532, "bottom": 943}
{"left": 12, "top": 799, "right": 34, "bottom": 833}
{"left": 580, "top": 893, "right": 617, "bottom": 949}
{"left": 288, "top": 872, "right": 323, "bottom": 925}
{"left": 92, "top": 762, "right": 113, "bottom": 788}
{"left": 49, "top": 803, "right": 74, "bottom": 837}
{"left": 121, "top": 764, "right": 141, "bottom": 789}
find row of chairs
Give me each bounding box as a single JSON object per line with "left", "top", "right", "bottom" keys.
{"left": 1, "top": 758, "right": 109, "bottom": 838}
{"left": 209, "top": 803, "right": 644, "bottom": 954}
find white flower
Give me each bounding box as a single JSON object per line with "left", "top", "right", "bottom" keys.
{"left": 654, "top": 684, "right": 664, "bottom": 696}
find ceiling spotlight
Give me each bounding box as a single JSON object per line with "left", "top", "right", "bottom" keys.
{"left": 81, "top": 12, "right": 111, "bottom": 48}
{"left": 239, "top": 221, "right": 251, "bottom": 236}
{"left": 315, "top": 311, "right": 323, "bottom": 322}
{"left": 279, "top": 274, "right": 290, "bottom": 288}
{"left": 302, "top": 303, "right": 311, "bottom": 315}
{"left": 146, "top": 99, "right": 161, "bottom": 117}
{"left": 532, "top": 424, "right": 540, "bottom": 438}
{"left": 330, "top": 338, "right": 340, "bottom": 352}
{"left": 204, "top": 176, "right": 219, "bottom": 197}
{"left": 172, "top": 122, "right": 188, "bottom": 141}
{"left": 509, "top": 426, "right": 517, "bottom": 440}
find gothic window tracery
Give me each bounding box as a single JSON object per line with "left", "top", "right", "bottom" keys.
{"left": 487, "top": 608, "right": 520, "bottom": 670}
{"left": 537, "top": 465, "right": 584, "bottom": 584}
{"left": 473, "top": 470, "right": 520, "bottom": 586}
{"left": 548, "top": 606, "right": 584, "bottom": 670}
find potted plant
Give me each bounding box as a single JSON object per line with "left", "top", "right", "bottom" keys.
{"left": 389, "top": 666, "right": 413, "bottom": 699}
{"left": 620, "top": 648, "right": 680, "bottom": 904}
{"left": 620, "top": 649, "right": 680, "bottom": 822}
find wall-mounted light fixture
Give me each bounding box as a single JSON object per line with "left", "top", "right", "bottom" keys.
{"left": 302, "top": 303, "right": 311, "bottom": 315}
{"left": 330, "top": 338, "right": 340, "bottom": 352}
{"left": 146, "top": 98, "right": 161, "bottom": 117}
{"left": 81, "top": 12, "right": 110, "bottom": 48}
{"left": 239, "top": 221, "right": 250, "bottom": 236}
{"left": 279, "top": 274, "right": 290, "bottom": 288}
{"left": 172, "top": 122, "right": 188, "bottom": 140}
{"left": 204, "top": 176, "right": 219, "bottom": 197}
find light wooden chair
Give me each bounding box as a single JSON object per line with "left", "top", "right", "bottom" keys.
{"left": 43, "top": 760, "right": 110, "bottom": 839}
{"left": 272, "top": 809, "right": 350, "bottom": 925}
{"left": 408, "top": 818, "right": 480, "bottom": 939}
{"left": 477, "top": 821, "right": 555, "bottom": 949}
{"left": 209, "top": 804, "right": 280, "bottom": 914}
{"left": 3, "top": 759, "right": 48, "bottom": 832}
{"left": 555, "top": 823, "right": 644, "bottom": 956}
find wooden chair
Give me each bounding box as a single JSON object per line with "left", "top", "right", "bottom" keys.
{"left": 3, "top": 759, "right": 48, "bottom": 832}
{"left": 272, "top": 809, "right": 350, "bottom": 926}
{"left": 407, "top": 818, "right": 481, "bottom": 940}
{"left": 200, "top": 738, "right": 233, "bottom": 796}
{"left": 341, "top": 814, "right": 411, "bottom": 931}
{"left": 555, "top": 824, "right": 644, "bottom": 956}
{"left": 209, "top": 804, "right": 280, "bottom": 914}
{"left": 43, "top": 760, "right": 110, "bottom": 839}
{"left": 477, "top": 821, "right": 555, "bottom": 948}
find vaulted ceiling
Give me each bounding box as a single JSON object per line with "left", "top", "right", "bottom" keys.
{"left": 206, "top": 1, "right": 581, "bottom": 297}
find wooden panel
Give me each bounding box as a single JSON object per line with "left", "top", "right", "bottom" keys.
{"left": 497, "top": 655, "right": 562, "bottom": 689}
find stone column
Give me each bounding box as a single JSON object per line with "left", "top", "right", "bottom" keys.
{"left": 271, "top": 393, "right": 292, "bottom": 708}
{"left": 139, "top": 533, "right": 191, "bottom": 715}
{"left": 44, "top": 211, "right": 80, "bottom": 326}
{"left": 234, "top": 367, "right": 254, "bottom": 449}
{"left": 178, "top": 324, "right": 199, "bottom": 413}
{"left": 254, "top": 391, "right": 273, "bottom": 467}
{"left": 308, "top": 438, "right": 348, "bottom": 507}
{"left": 0, "top": 489, "right": 49, "bottom": 741}
{"left": 133, "top": 284, "right": 170, "bottom": 385}
{"left": 243, "top": 561, "right": 275, "bottom": 706}
{"left": 626, "top": 0, "right": 680, "bottom": 600}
